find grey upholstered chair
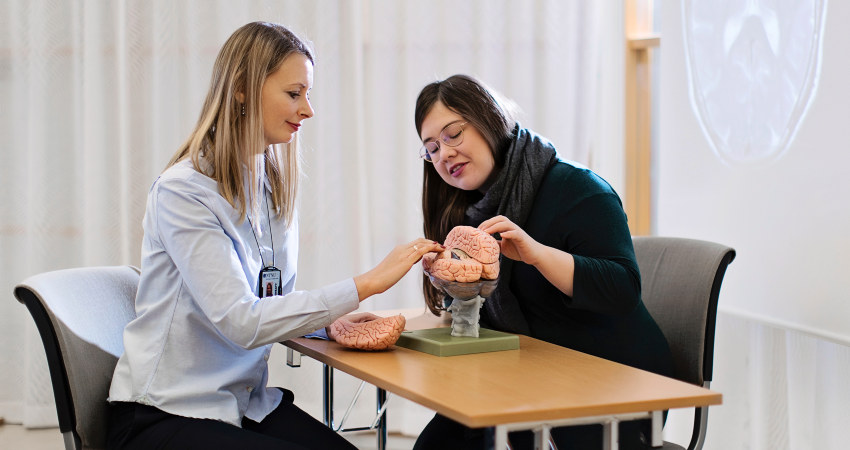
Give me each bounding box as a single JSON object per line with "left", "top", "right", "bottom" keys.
{"left": 14, "top": 265, "right": 140, "bottom": 450}
{"left": 632, "top": 236, "right": 735, "bottom": 450}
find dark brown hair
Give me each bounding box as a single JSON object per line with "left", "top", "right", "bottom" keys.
{"left": 414, "top": 74, "right": 516, "bottom": 314}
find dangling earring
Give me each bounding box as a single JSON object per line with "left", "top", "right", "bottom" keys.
{"left": 241, "top": 104, "right": 246, "bottom": 116}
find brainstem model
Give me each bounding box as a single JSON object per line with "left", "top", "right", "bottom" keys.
{"left": 423, "top": 226, "right": 501, "bottom": 337}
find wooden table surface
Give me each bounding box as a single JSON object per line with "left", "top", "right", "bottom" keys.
{"left": 285, "top": 308, "right": 721, "bottom": 429}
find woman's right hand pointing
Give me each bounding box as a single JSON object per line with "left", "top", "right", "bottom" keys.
{"left": 353, "top": 238, "right": 444, "bottom": 301}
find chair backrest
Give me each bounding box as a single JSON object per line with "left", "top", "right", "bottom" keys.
{"left": 632, "top": 236, "right": 735, "bottom": 387}
{"left": 14, "top": 265, "right": 140, "bottom": 450}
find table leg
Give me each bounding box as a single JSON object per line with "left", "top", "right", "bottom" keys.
{"left": 375, "top": 388, "right": 387, "bottom": 450}
{"left": 534, "top": 424, "right": 551, "bottom": 450}
{"left": 651, "top": 410, "right": 663, "bottom": 447}
{"left": 602, "top": 419, "right": 619, "bottom": 450}
{"left": 286, "top": 347, "right": 301, "bottom": 367}
{"left": 323, "top": 363, "right": 333, "bottom": 427}
{"left": 492, "top": 425, "right": 509, "bottom": 450}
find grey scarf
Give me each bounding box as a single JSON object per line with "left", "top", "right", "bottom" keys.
{"left": 465, "top": 124, "right": 558, "bottom": 335}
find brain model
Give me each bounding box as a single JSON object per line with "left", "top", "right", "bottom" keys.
{"left": 422, "top": 226, "right": 500, "bottom": 283}
{"left": 329, "top": 314, "right": 406, "bottom": 350}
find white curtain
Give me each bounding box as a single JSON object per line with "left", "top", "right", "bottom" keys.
{"left": 663, "top": 312, "right": 850, "bottom": 450}
{"left": 0, "top": 0, "right": 602, "bottom": 432}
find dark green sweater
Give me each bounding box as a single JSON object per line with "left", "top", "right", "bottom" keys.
{"left": 499, "top": 160, "right": 673, "bottom": 377}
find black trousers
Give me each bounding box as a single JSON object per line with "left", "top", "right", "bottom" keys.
{"left": 412, "top": 413, "right": 653, "bottom": 450}
{"left": 107, "top": 389, "right": 355, "bottom": 450}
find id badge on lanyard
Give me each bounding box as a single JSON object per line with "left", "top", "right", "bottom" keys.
{"left": 258, "top": 266, "right": 282, "bottom": 298}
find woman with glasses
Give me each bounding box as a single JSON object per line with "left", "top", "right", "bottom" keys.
{"left": 412, "top": 75, "right": 673, "bottom": 450}
{"left": 106, "top": 22, "right": 443, "bottom": 450}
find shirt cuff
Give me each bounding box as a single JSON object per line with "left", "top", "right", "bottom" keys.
{"left": 305, "top": 328, "right": 329, "bottom": 340}
{"left": 321, "top": 277, "right": 360, "bottom": 320}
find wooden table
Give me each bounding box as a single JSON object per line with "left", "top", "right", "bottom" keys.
{"left": 284, "top": 309, "right": 721, "bottom": 450}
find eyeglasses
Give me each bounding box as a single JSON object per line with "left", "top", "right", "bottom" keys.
{"left": 418, "top": 122, "right": 467, "bottom": 163}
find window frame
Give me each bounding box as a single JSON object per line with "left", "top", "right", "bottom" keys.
{"left": 625, "top": 0, "right": 659, "bottom": 236}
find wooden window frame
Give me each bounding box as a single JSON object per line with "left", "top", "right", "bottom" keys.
{"left": 625, "top": 0, "right": 658, "bottom": 236}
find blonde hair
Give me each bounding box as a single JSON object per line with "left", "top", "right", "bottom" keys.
{"left": 168, "top": 22, "right": 314, "bottom": 228}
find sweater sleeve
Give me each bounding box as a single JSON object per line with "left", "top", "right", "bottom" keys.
{"left": 562, "top": 192, "right": 641, "bottom": 315}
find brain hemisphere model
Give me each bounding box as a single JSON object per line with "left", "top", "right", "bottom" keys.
{"left": 423, "top": 226, "right": 500, "bottom": 282}
{"left": 329, "top": 314, "right": 406, "bottom": 350}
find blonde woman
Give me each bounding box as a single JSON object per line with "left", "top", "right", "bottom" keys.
{"left": 107, "top": 22, "right": 441, "bottom": 450}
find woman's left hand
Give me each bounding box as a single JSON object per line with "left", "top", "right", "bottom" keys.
{"left": 478, "top": 216, "right": 543, "bottom": 265}
{"left": 479, "top": 215, "right": 576, "bottom": 296}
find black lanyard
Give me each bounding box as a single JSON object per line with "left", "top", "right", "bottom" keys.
{"left": 247, "top": 192, "right": 281, "bottom": 298}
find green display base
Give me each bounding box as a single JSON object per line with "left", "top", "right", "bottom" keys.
{"left": 395, "top": 327, "right": 519, "bottom": 357}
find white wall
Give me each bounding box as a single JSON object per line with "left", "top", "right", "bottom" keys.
{"left": 658, "top": 2, "right": 850, "bottom": 448}
{"left": 658, "top": 0, "right": 850, "bottom": 344}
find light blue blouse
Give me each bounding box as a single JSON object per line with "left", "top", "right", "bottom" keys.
{"left": 108, "top": 158, "right": 359, "bottom": 426}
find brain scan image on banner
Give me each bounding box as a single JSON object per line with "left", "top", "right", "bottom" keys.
{"left": 682, "top": 0, "right": 828, "bottom": 165}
